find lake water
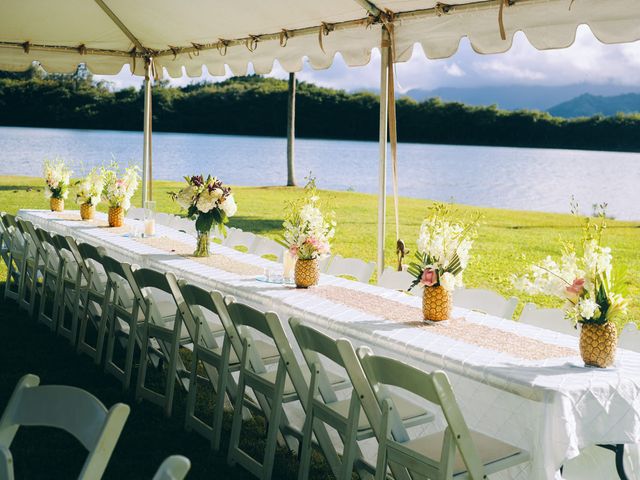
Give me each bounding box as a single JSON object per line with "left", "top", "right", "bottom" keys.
{"left": 1, "top": 125, "right": 639, "bottom": 220}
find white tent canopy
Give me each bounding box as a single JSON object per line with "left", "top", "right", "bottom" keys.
{"left": 2, "top": 0, "right": 639, "bottom": 77}
{"left": 2, "top": 0, "right": 640, "bottom": 271}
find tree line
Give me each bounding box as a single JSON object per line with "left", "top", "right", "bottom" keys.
{"left": 1, "top": 65, "right": 639, "bottom": 152}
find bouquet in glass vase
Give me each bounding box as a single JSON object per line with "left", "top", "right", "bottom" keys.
{"left": 280, "top": 178, "right": 335, "bottom": 288}
{"left": 408, "top": 204, "right": 478, "bottom": 322}
{"left": 173, "top": 175, "right": 237, "bottom": 257}
{"left": 75, "top": 168, "right": 104, "bottom": 220}
{"left": 513, "top": 206, "right": 628, "bottom": 367}
{"left": 43, "top": 158, "right": 72, "bottom": 212}
{"left": 101, "top": 162, "right": 140, "bottom": 227}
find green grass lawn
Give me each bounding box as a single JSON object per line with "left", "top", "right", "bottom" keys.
{"left": 1, "top": 175, "right": 638, "bottom": 322}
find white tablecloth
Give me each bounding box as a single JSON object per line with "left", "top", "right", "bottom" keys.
{"left": 18, "top": 210, "right": 640, "bottom": 480}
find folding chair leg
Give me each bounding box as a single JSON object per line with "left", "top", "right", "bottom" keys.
{"left": 262, "top": 385, "right": 284, "bottom": 480}
{"left": 135, "top": 325, "right": 152, "bottom": 404}
{"left": 297, "top": 409, "right": 315, "bottom": 480}
{"left": 211, "top": 353, "right": 229, "bottom": 451}
{"left": 227, "top": 370, "right": 246, "bottom": 468}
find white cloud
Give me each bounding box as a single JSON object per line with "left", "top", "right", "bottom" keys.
{"left": 444, "top": 63, "right": 465, "bottom": 77}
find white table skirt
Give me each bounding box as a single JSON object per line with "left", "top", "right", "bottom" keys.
{"left": 17, "top": 210, "right": 640, "bottom": 480}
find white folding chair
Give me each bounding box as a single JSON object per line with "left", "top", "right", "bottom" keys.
{"left": 619, "top": 323, "right": 640, "bottom": 352}
{"left": 326, "top": 255, "right": 376, "bottom": 283}
{"left": 52, "top": 234, "right": 85, "bottom": 346}
{"left": 174, "top": 218, "right": 197, "bottom": 237}
{"left": 126, "top": 207, "right": 145, "bottom": 220}
{"left": 35, "top": 229, "right": 64, "bottom": 331}
{"left": 318, "top": 254, "right": 332, "bottom": 273}
{"left": 337, "top": 341, "right": 529, "bottom": 480}
{"left": 290, "top": 319, "right": 433, "bottom": 480}
{"left": 156, "top": 212, "right": 174, "bottom": 227}
{"left": 377, "top": 267, "right": 414, "bottom": 292}
{"left": 452, "top": 288, "right": 519, "bottom": 319}
{"left": 0, "top": 374, "right": 130, "bottom": 480}
{"left": 249, "top": 236, "right": 285, "bottom": 262}
{"left": 223, "top": 228, "right": 256, "bottom": 252}
{"left": 15, "top": 219, "right": 45, "bottom": 315}
{"left": 152, "top": 455, "right": 191, "bottom": 480}
{"left": 519, "top": 303, "right": 578, "bottom": 337}
{"left": 129, "top": 268, "right": 191, "bottom": 417}
{"left": 2, "top": 214, "right": 28, "bottom": 304}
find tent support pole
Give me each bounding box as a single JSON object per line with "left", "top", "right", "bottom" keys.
{"left": 377, "top": 28, "right": 390, "bottom": 275}
{"left": 142, "top": 57, "right": 153, "bottom": 206}
{"left": 286, "top": 72, "right": 297, "bottom": 187}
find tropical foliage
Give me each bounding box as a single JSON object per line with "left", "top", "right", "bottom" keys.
{"left": 101, "top": 162, "right": 140, "bottom": 210}
{"left": 42, "top": 158, "right": 71, "bottom": 200}
{"left": 2, "top": 65, "right": 640, "bottom": 151}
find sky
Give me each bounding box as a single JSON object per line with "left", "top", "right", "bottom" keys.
{"left": 95, "top": 25, "right": 640, "bottom": 93}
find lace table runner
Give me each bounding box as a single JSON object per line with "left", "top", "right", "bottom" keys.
{"left": 311, "top": 285, "right": 577, "bottom": 361}
{"left": 135, "top": 236, "right": 264, "bottom": 276}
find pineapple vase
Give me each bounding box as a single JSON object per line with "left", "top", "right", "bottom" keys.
{"left": 50, "top": 197, "right": 64, "bottom": 212}
{"left": 80, "top": 203, "right": 95, "bottom": 220}
{"left": 579, "top": 322, "right": 617, "bottom": 368}
{"left": 108, "top": 206, "right": 124, "bottom": 227}
{"left": 295, "top": 258, "right": 319, "bottom": 288}
{"left": 422, "top": 286, "right": 451, "bottom": 322}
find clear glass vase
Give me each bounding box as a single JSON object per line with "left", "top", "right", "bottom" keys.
{"left": 194, "top": 230, "right": 211, "bottom": 257}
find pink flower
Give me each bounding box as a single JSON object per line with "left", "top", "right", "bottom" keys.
{"left": 289, "top": 245, "right": 299, "bottom": 256}
{"left": 420, "top": 268, "right": 438, "bottom": 287}
{"left": 566, "top": 278, "right": 586, "bottom": 299}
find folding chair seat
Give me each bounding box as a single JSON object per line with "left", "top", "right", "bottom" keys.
{"left": 0, "top": 374, "right": 129, "bottom": 480}
{"left": 452, "top": 288, "right": 519, "bottom": 319}
{"left": 326, "top": 255, "right": 376, "bottom": 283}
{"left": 336, "top": 341, "right": 530, "bottom": 480}
{"left": 519, "top": 303, "right": 577, "bottom": 337}
{"left": 226, "top": 302, "right": 349, "bottom": 480}
{"left": 35, "top": 229, "right": 64, "bottom": 331}
{"left": 152, "top": 455, "right": 191, "bottom": 480}
{"left": 129, "top": 268, "right": 191, "bottom": 417}
{"left": 290, "top": 319, "right": 433, "bottom": 480}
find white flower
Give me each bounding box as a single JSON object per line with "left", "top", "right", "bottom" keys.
{"left": 439, "top": 272, "right": 457, "bottom": 291}
{"left": 577, "top": 298, "right": 600, "bottom": 320}
{"left": 196, "top": 190, "right": 217, "bottom": 213}
{"left": 177, "top": 186, "right": 197, "bottom": 210}
{"left": 221, "top": 195, "right": 237, "bottom": 217}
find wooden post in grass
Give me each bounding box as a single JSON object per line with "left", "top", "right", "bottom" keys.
{"left": 286, "top": 72, "right": 297, "bottom": 187}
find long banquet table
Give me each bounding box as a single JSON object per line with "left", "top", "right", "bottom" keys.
{"left": 18, "top": 209, "right": 640, "bottom": 480}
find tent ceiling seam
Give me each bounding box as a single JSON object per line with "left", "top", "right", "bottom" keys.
{"left": 93, "top": 0, "right": 150, "bottom": 56}
{"left": 149, "top": 0, "right": 531, "bottom": 59}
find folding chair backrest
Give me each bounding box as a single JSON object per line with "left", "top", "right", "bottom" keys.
{"left": 36, "top": 229, "right": 60, "bottom": 268}
{"left": 225, "top": 300, "right": 275, "bottom": 375}
{"left": 131, "top": 268, "right": 178, "bottom": 328}
{"left": 53, "top": 233, "right": 80, "bottom": 280}
{"left": 355, "top": 347, "right": 485, "bottom": 477}
{"left": 17, "top": 219, "right": 46, "bottom": 260}
{"left": 0, "top": 374, "right": 130, "bottom": 480}
{"left": 519, "top": 303, "right": 576, "bottom": 336}
{"left": 249, "top": 236, "right": 285, "bottom": 261}
{"left": 289, "top": 318, "right": 343, "bottom": 403}
{"left": 452, "top": 288, "right": 518, "bottom": 319}
{"left": 326, "top": 255, "right": 376, "bottom": 283}
{"left": 377, "top": 267, "right": 414, "bottom": 292}
{"left": 101, "top": 255, "right": 140, "bottom": 307}
{"left": 168, "top": 278, "right": 221, "bottom": 350}
{"left": 223, "top": 229, "right": 256, "bottom": 251}
{"left": 620, "top": 322, "right": 640, "bottom": 352}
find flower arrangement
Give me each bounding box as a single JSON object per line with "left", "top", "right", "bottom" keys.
{"left": 408, "top": 204, "right": 478, "bottom": 292}
{"left": 280, "top": 178, "right": 335, "bottom": 261}
{"left": 513, "top": 205, "right": 628, "bottom": 327}
{"left": 75, "top": 168, "right": 104, "bottom": 207}
{"left": 101, "top": 162, "right": 140, "bottom": 211}
{"left": 173, "top": 175, "right": 237, "bottom": 256}
{"left": 43, "top": 158, "right": 72, "bottom": 200}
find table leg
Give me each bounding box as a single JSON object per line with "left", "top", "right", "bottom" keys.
{"left": 597, "top": 444, "right": 628, "bottom": 480}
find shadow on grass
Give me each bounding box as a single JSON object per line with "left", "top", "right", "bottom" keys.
{"left": 0, "top": 289, "right": 336, "bottom": 480}
{"left": 230, "top": 217, "right": 283, "bottom": 234}
{"left": 0, "top": 185, "right": 40, "bottom": 192}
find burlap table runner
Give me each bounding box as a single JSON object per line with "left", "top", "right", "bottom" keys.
{"left": 310, "top": 285, "right": 577, "bottom": 361}
{"left": 135, "top": 236, "right": 264, "bottom": 276}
